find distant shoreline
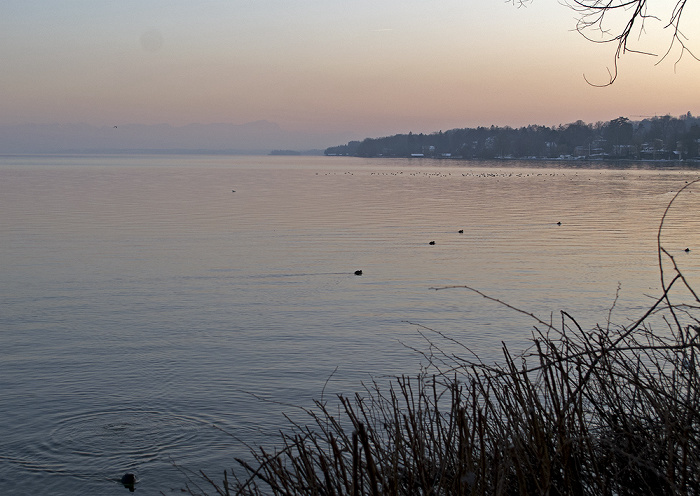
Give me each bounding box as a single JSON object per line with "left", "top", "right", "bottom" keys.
{"left": 324, "top": 154, "right": 700, "bottom": 168}
{"left": 1, "top": 152, "right": 699, "bottom": 171}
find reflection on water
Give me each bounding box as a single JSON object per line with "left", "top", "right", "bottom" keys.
{"left": 1, "top": 155, "right": 699, "bottom": 494}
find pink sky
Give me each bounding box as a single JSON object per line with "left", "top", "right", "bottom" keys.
{"left": 2, "top": 1, "right": 699, "bottom": 144}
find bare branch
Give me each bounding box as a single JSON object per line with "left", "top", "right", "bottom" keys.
{"left": 565, "top": 0, "right": 696, "bottom": 84}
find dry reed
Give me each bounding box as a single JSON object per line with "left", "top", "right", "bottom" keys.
{"left": 180, "top": 182, "right": 700, "bottom": 496}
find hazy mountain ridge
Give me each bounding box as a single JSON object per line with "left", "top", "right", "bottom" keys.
{"left": 0, "top": 121, "right": 342, "bottom": 154}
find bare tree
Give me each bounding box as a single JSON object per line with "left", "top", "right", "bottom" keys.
{"left": 566, "top": 0, "right": 699, "bottom": 85}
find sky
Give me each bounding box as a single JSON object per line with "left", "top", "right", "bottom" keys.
{"left": 2, "top": 0, "right": 699, "bottom": 145}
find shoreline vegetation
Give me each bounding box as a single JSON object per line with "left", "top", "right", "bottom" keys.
{"left": 325, "top": 113, "right": 700, "bottom": 163}
{"left": 179, "top": 184, "right": 700, "bottom": 495}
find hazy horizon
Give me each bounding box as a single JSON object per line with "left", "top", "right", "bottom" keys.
{"left": 1, "top": 112, "right": 698, "bottom": 155}
{"left": 2, "top": 1, "right": 699, "bottom": 151}
{"left": 0, "top": 120, "right": 348, "bottom": 153}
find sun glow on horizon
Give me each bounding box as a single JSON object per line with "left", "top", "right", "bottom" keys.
{"left": 1, "top": 0, "right": 698, "bottom": 143}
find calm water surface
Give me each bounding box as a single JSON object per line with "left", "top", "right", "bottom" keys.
{"left": 1, "top": 155, "right": 699, "bottom": 494}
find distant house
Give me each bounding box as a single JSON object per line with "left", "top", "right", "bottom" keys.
{"left": 574, "top": 145, "right": 588, "bottom": 157}
{"left": 574, "top": 138, "right": 607, "bottom": 158}
{"left": 612, "top": 144, "right": 637, "bottom": 158}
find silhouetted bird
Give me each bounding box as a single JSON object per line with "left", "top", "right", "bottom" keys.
{"left": 121, "top": 473, "right": 136, "bottom": 491}
{"left": 429, "top": 241, "right": 435, "bottom": 245}
{"left": 354, "top": 270, "right": 363, "bottom": 276}
{"left": 458, "top": 229, "right": 464, "bottom": 233}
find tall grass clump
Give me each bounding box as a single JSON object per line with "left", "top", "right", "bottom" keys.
{"left": 181, "top": 182, "right": 700, "bottom": 496}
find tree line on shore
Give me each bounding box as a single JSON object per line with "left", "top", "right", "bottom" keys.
{"left": 325, "top": 113, "right": 700, "bottom": 161}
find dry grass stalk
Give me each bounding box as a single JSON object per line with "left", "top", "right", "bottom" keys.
{"left": 184, "top": 182, "right": 700, "bottom": 496}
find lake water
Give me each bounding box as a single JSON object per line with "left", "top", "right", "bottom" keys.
{"left": 1, "top": 154, "right": 699, "bottom": 495}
